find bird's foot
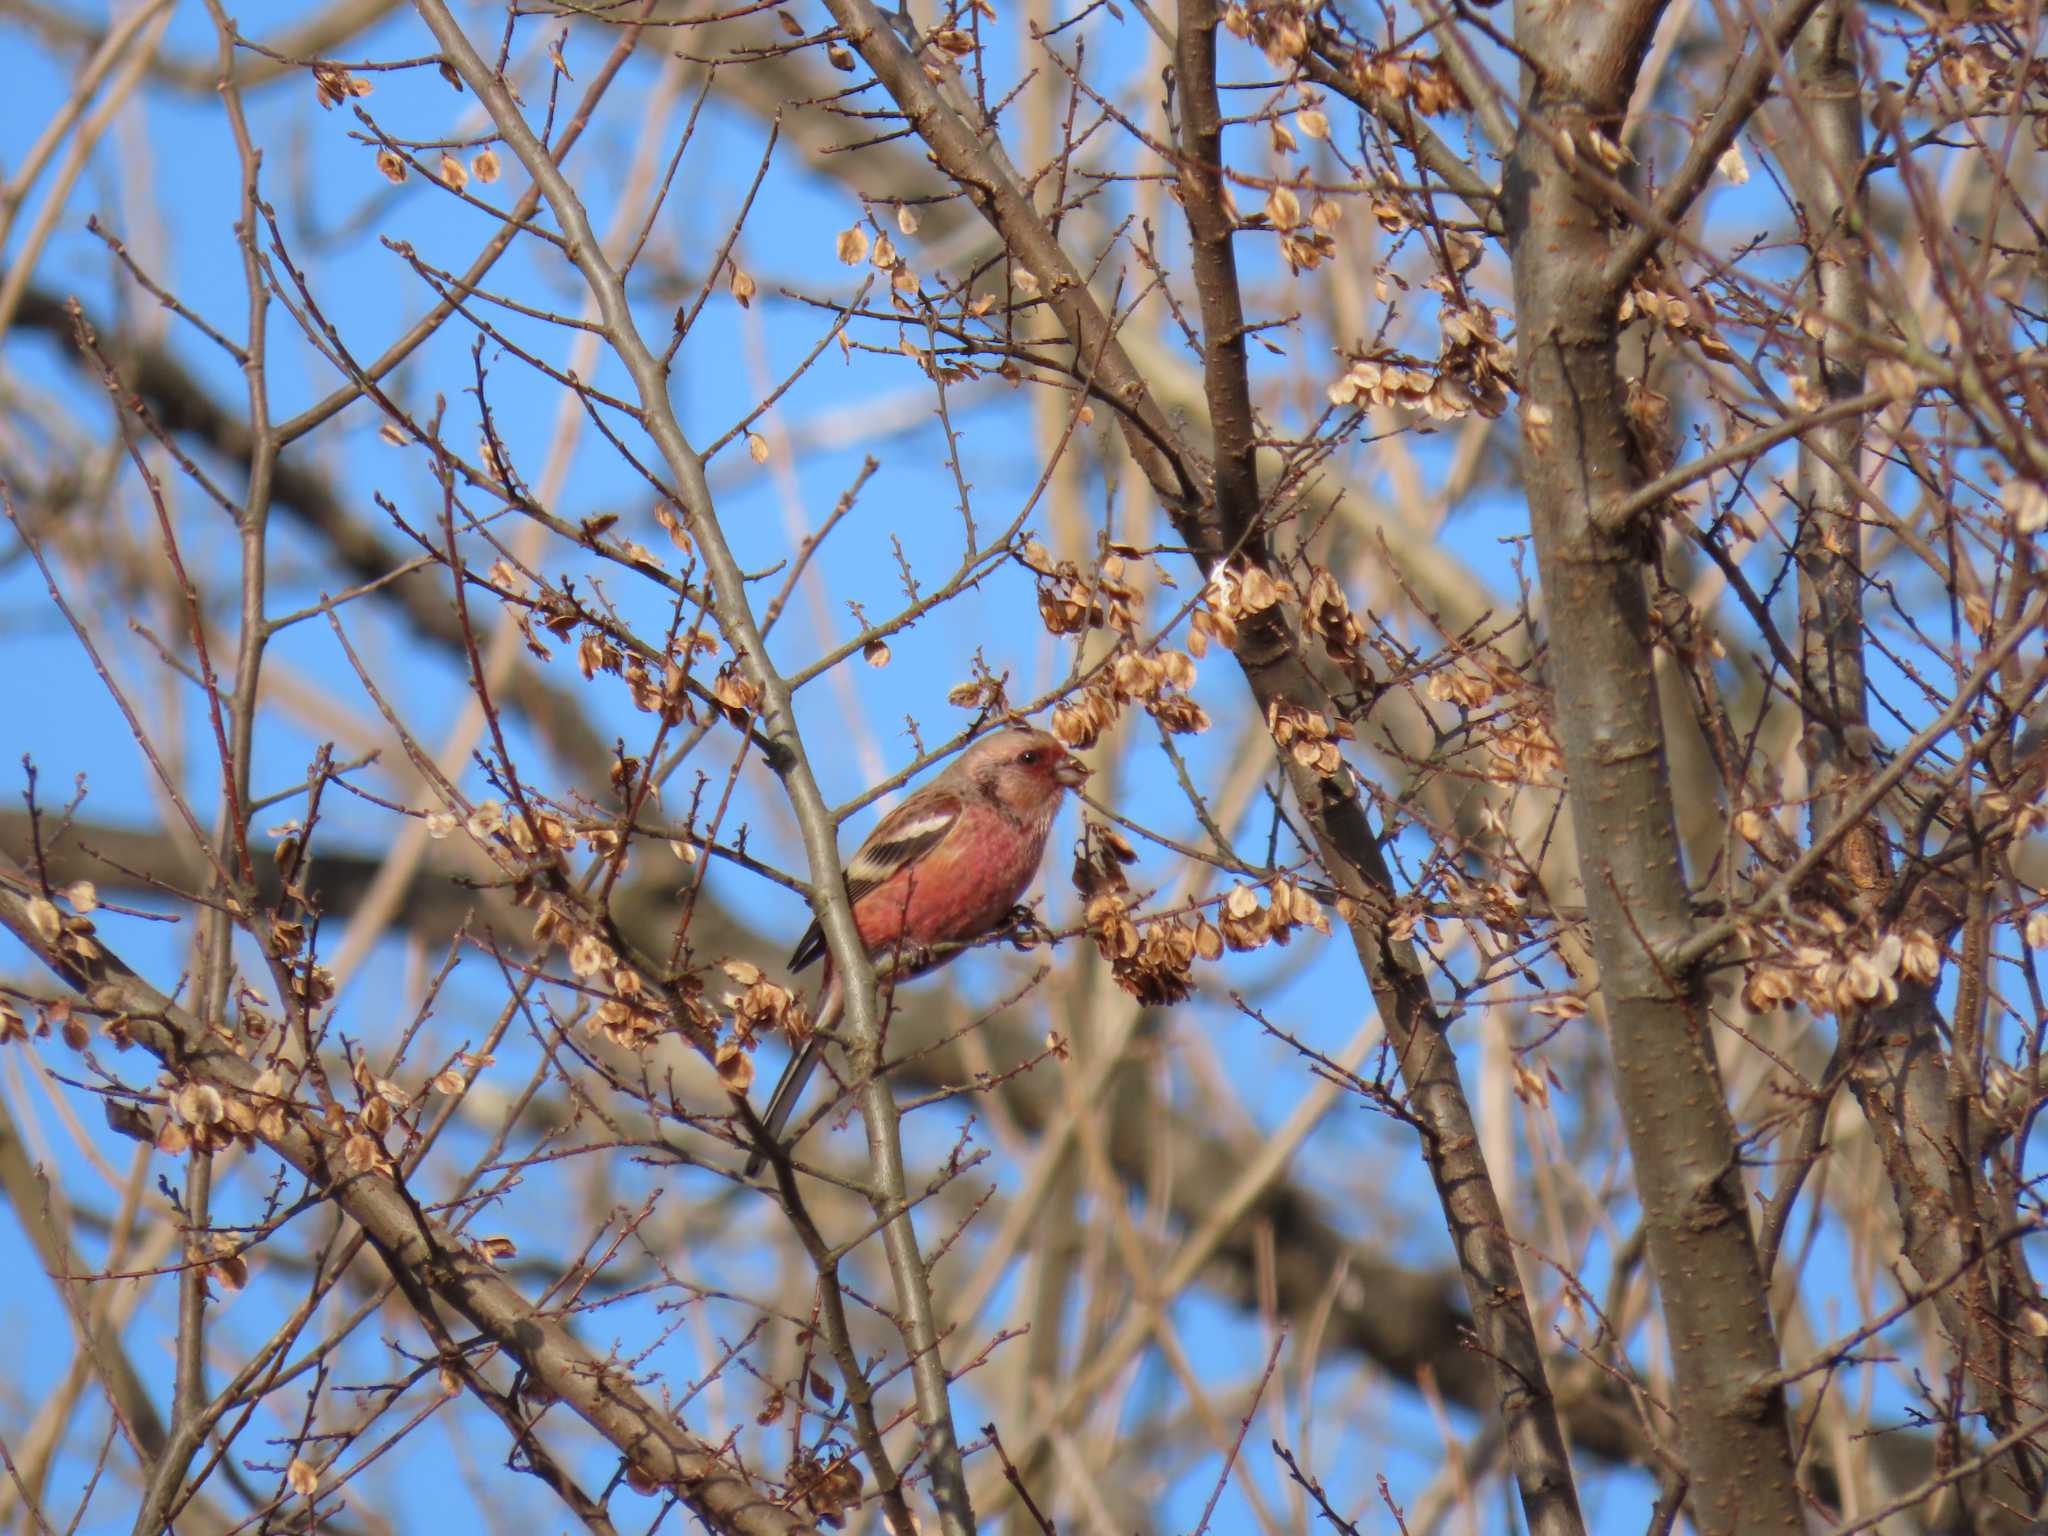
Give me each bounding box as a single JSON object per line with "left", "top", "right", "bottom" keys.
{"left": 1000, "top": 904, "right": 1052, "bottom": 951}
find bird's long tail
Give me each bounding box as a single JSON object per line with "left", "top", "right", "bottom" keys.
{"left": 744, "top": 971, "right": 843, "bottom": 1177}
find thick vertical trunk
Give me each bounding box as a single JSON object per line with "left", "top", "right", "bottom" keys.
{"left": 1503, "top": 14, "right": 1806, "bottom": 1526}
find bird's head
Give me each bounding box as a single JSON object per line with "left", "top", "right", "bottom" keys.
{"left": 962, "top": 727, "right": 1090, "bottom": 817}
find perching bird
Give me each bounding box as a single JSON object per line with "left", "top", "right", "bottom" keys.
{"left": 745, "top": 727, "right": 1089, "bottom": 1175}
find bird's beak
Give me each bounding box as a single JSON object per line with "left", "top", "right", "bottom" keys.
{"left": 1054, "top": 756, "right": 1092, "bottom": 789}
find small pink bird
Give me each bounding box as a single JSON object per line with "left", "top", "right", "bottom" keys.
{"left": 746, "top": 727, "right": 1089, "bottom": 1174}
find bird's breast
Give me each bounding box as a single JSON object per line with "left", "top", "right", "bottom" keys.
{"left": 852, "top": 803, "right": 1051, "bottom": 956}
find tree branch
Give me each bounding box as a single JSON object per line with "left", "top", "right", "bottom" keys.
{"left": 404, "top": 4, "right": 977, "bottom": 1529}
{"left": 1501, "top": 0, "right": 1807, "bottom": 1525}
{"left": 0, "top": 854, "right": 817, "bottom": 1536}
{"left": 820, "top": 2, "right": 1587, "bottom": 1530}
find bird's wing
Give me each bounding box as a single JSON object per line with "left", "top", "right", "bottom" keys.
{"left": 788, "top": 788, "right": 967, "bottom": 972}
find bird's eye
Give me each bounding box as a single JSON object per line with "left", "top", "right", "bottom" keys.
{"left": 1018, "top": 750, "right": 1041, "bottom": 766}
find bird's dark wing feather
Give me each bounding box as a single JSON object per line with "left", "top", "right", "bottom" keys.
{"left": 787, "top": 790, "right": 966, "bottom": 972}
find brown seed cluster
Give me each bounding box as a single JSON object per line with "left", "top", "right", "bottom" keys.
{"left": 1052, "top": 647, "right": 1209, "bottom": 750}
{"left": 866, "top": 228, "right": 922, "bottom": 303}
{"left": 1259, "top": 182, "right": 1344, "bottom": 273}
{"left": 1195, "top": 558, "right": 1374, "bottom": 678}
{"left": 946, "top": 672, "right": 1010, "bottom": 714}
{"left": 1072, "top": 823, "right": 1334, "bottom": 1003}
{"left": 1620, "top": 262, "right": 1735, "bottom": 362}
{"left": 310, "top": 63, "right": 374, "bottom": 109}
{"left": 1073, "top": 823, "right": 1211, "bottom": 1005}
{"left": 1302, "top": 567, "right": 1367, "bottom": 670}
{"left": 1022, "top": 541, "right": 1144, "bottom": 637}
{"left": 1219, "top": 878, "right": 1331, "bottom": 949}
{"left": 621, "top": 657, "right": 687, "bottom": 723}
{"left": 530, "top": 878, "right": 806, "bottom": 1086}
{"left": 1194, "top": 562, "right": 1290, "bottom": 656}
{"left": 1742, "top": 924, "right": 1941, "bottom": 1017}
{"left": 1266, "top": 698, "right": 1354, "bottom": 777}
{"left": 1425, "top": 656, "right": 1564, "bottom": 786}
{"left": 787, "top": 1452, "right": 864, "bottom": 1528}
{"left": 159, "top": 1075, "right": 261, "bottom": 1156}
{"left": 1219, "top": 0, "right": 1311, "bottom": 65}
{"left": 1327, "top": 297, "right": 1512, "bottom": 421}
{"left": 528, "top": 581, "right": 718, "bottom": 733}
{"left": 714, "top": 958, "right": 809, "bottom": 1092}
{"left": 1935, "top": 36, "right": 2028, "bottom": 114}
{"left": 20, "top": 888, "right": 105, "bottom": 971}
{"left": 531, "top": 901, "right": 685, "bottom": 1052}
{"left": 711, "top": 663, "right": 762, "bottom": 726}
{"left": 1050, "top": 689, "right": 1117, "bottom": 749}
{"left": 1347, "top": 50, "right": 1468, "bottom": 114}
